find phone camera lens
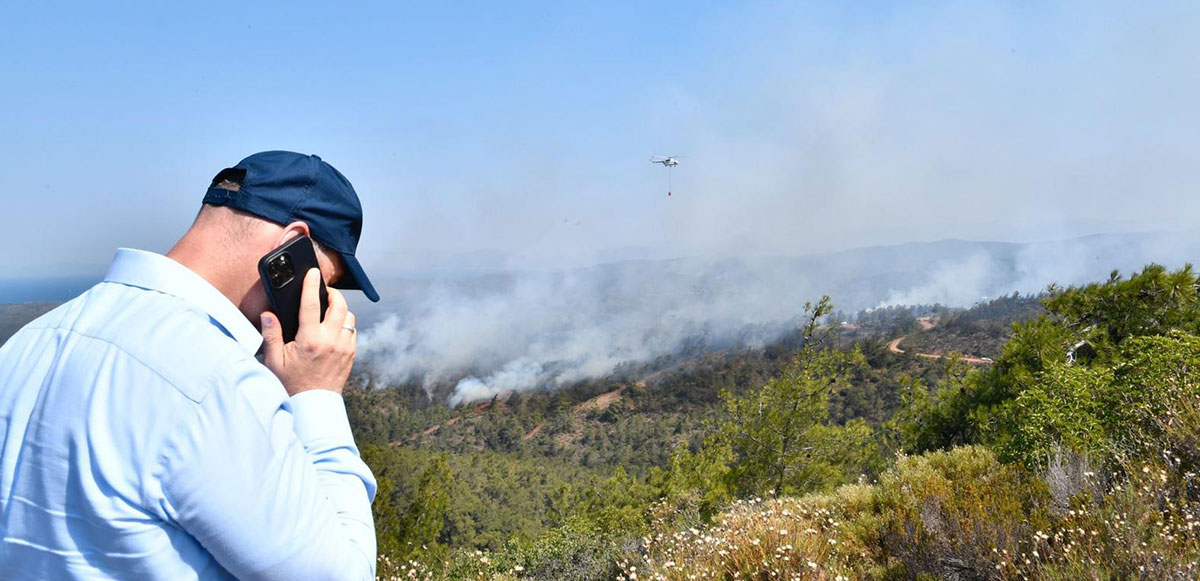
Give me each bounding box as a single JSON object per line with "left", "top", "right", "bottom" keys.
{"left": 268, "top": 253, "right": 295, "bottom": 288}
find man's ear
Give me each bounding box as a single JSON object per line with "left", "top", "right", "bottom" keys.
{"left": 275, "top": 221, "right": 311, "bottom": 246}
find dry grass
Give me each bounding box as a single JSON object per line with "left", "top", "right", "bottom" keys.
{"left": 627, "top": 445, "right": 1200, "bottom": 580}
{"left": 619, "top": 488, "right": 874, "bottom": 580}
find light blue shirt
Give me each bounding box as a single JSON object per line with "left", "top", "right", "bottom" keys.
{"left": 0, "top": 249, "right": 377, "bottom": 580}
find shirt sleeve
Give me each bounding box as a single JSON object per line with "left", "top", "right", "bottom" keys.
{"left": 158, "top": 359, "right": 377, "bottom": 581}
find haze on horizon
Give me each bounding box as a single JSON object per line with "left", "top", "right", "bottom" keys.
{"left": 3, "top": 1, "right": 1198, "bottom": 280}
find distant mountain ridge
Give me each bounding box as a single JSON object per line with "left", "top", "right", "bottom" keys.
{"left": 363, "top": 230, "right": 1199, "bottom": 321}
{"left": 0, "top": 303, "right": 60, "bottom": 346}
{"left": 0, "top": 275, "right": 99, "bottom": 304}
{"left": 5, "top": 231, "right": 1195, "bottom": 350}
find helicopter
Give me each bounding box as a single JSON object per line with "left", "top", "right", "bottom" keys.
{"left": 650, "top": 156, "right": 680, "bottom": 196}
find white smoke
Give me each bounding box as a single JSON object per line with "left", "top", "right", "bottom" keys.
{"left": 359, "top": 231, "right": 1200, "bottom": 404}
{"left": 357, "top": 257, "right": 810, "bottom": 403}
{"left": 876, "top": 253, "right": 1001, "bottom": 308}
{"left": 876, "top": 231, "right": 1200, "bottom": 309}
{"left": 451, "top": 359, "right": 546, "bottom": 406}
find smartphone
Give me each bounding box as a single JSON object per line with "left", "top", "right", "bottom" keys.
{"left": 258, "top": 235, "right": 328, "bottom": 343}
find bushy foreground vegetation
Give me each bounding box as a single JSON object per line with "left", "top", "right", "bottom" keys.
{"left": 361, "top": 264, "right": 1200, "bottom": 580}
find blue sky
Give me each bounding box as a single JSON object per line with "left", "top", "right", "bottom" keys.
{"left": 3, "top": 1, "right": 1199, "bottom": 282}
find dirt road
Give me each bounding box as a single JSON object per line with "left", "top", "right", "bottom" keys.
{"left": 888, "top": 329, "right": 992, "bottom": 366}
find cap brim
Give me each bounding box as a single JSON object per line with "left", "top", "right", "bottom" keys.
{"left": 331, "top": 253, "right": 380, "bottom": 302}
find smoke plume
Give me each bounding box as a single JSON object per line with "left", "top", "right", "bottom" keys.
{"left": 359, "top": 232, "right": 1199, "bottom": 404}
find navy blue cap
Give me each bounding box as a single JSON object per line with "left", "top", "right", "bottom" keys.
{"left": 203, "top": 151, "right": 379, "bottom": 302}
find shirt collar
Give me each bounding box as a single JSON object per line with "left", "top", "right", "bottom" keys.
{"left": 103, "top": 248, "right": 264, "bottom": 355}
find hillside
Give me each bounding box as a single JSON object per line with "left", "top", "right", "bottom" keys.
{"left": 349, "top": 293, "right": 1047, "bottom": 565}
{"left": 364, "top": 263, "right": 1200, "bottom": 580}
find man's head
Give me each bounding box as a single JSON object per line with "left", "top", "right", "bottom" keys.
{"left": 167, "top": 151, "right": 378, "bottom": 329}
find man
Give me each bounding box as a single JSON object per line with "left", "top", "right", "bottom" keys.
{"left": 0, "top": 151, "right": 381, "bottom": 579}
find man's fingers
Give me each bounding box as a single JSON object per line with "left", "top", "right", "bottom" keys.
{"left": 260, "top": 311, "right": 284, "bottom": 365}
{"left": 324, "top": 287, "right": 349, "bottom": 330}
{"left": 297, "top": 268, "right": 322, "bottom": 328}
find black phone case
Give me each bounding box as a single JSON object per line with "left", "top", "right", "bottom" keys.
{"left": 258, "top": 236, "right": 329, "bottom": 343}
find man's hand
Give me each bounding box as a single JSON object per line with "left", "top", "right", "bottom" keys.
{"left": 261, "top": 268, "right": 357, "bottom": 396}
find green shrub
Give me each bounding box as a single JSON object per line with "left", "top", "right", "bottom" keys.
{"left": 1003, "top": 332, "right": 1200, "bottom": 468}
{"left": 871, "top": 446, "right": 1051, "bottom": 579}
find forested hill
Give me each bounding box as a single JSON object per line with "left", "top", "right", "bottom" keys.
{"left": 371, "top": 263, "right": 1200, "bottom": 580}
{"left": 359, "top": 264, "right": 1200, "bottom": 580}
{"left": 347, "top": 290, "right": 1050, "bottom": 575}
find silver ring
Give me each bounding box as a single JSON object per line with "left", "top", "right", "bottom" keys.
{"left": 342, "top": 325, "right": 356, "bottom": 333}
